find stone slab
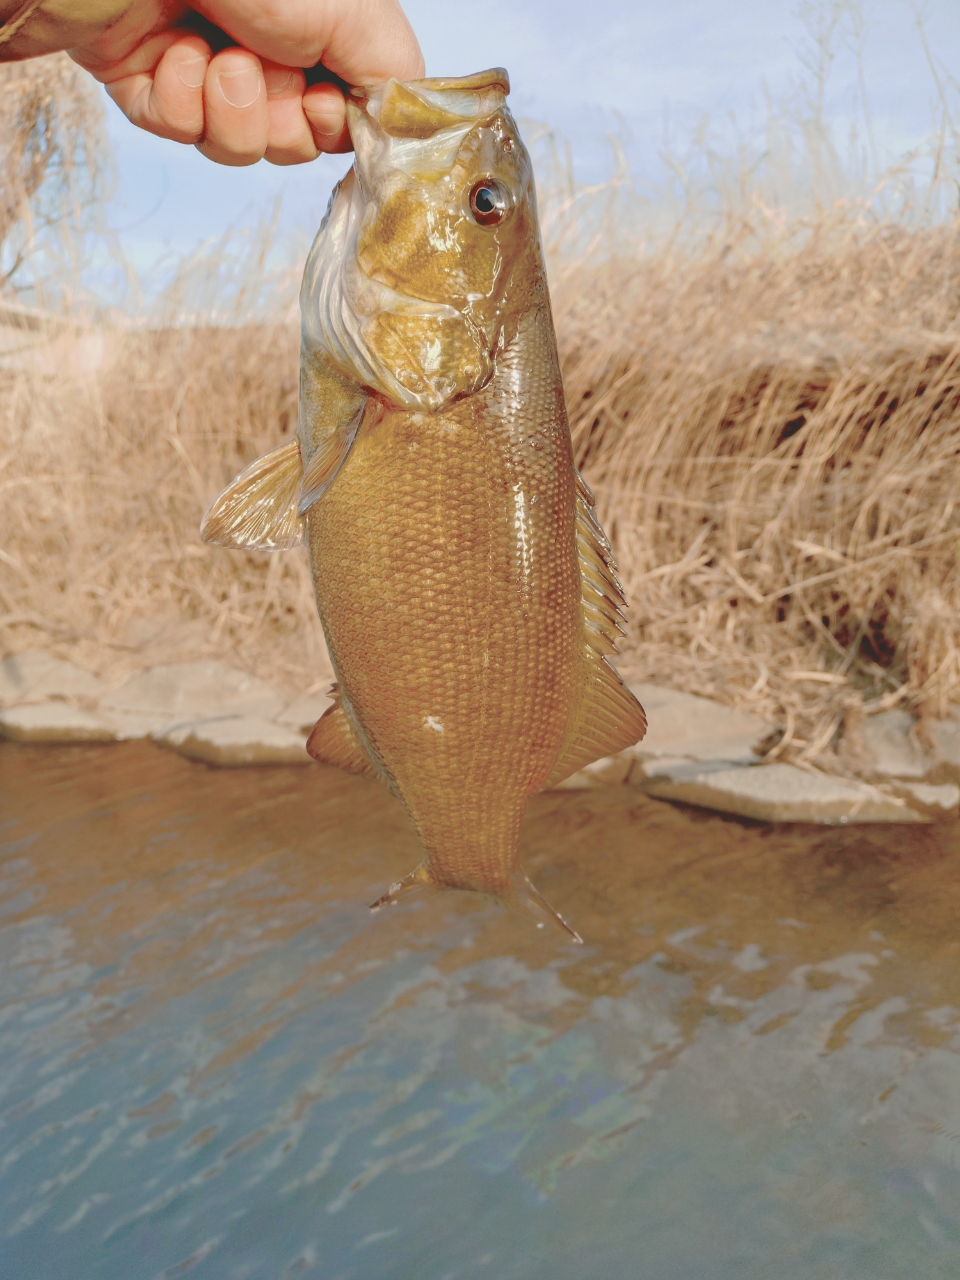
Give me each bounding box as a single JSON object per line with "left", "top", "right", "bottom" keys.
{"left": 856, "top": 709, "right": 932, "bottom": 779}
{"left": 897, "top": 781, "right": 960, "bottom": 817}
{"left": 99, "top": 711, "right": 172, "bottom": 741}
{"left": 0, "top": 701, "right": 116, "bottom": 743}
{"left": 924, "top": 710, "right": 960, "bottom": 775}
{"left": 276, "top": 690, "right": 334, "bottom": 735}
{"left": 641, "top": 760, "right": 925, "bottom": 824}
{"left": 155, "top": 716, "right": 311, "bottom": 766}
{"left": 628, "top": 683, "right": 773, "bottom": 765}
{"left": 0, "top": 649, "right": 103, "bottom": 706}
{"left": 100, "top": 662, "right": 284, "bottom": 724}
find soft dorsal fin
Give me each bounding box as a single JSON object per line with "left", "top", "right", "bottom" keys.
{"left": 542, "top": 471, "right": 646, "bottom": 788}
{"left": 306, "top": 685, "right": 385, "bottom": 784}
{"left": 200, "top": 439, "right": 304, "bottom": 551}
{"left": 299, "top": 399, "right": 368, "bottom": 516}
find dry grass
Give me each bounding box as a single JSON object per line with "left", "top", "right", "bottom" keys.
{"left": 3, "top": 50, "right": 960, "bottom": 764}
{"left": 0, "top": 52, "right": 107, "bottom": 301}
{"left": 555, "top": 216, "right": 960, "bottom": 761}
{"left": 0, "top": 318, "right": 330, "bottom": 698}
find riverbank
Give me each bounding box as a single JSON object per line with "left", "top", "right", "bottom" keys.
{"left": 3, "top": 649, "right": 957, "bottom": 825}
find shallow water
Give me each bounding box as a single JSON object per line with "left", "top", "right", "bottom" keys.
{"left": 2, "top": 740, "right": 960, "bottom": 1278}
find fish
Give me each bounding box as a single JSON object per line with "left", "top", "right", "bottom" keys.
{"left": 200, "top": 68, "right": 646, "bottom": 942}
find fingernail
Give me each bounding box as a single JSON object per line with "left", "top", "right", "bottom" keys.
{"left": 312, "top": 114, "right": 344, "bottom": 139}
{"left": 176, "top": 56, "right": 206, "bottom": 90}
{"left": 218, "top": 66, "right": 261, "bottom": 109}
{"left": 265, "top": 70, "right": 295, "bottom": 98}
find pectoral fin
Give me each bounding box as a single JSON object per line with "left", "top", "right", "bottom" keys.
{"left": 298, "top": 400, "right": 367, "bottom": 516}
{"left": 542, "top": 471, "right": 647, "bottom": 788}
{"left": 200, "top": 439, "right": 304, "bottom": 551}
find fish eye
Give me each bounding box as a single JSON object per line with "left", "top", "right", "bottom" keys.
{"left": 468, "top": 178, "right": 509, "bottom": 227}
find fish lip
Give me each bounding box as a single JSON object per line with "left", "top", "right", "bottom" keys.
{"left": 349, "top": 67, "right": 511, "bottom": 98}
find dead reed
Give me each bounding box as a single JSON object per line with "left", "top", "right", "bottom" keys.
{"left": 554, "top": 214, "right": 960, "bottom": 761}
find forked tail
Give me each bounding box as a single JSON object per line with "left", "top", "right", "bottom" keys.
{"left": 369, "top": 864, "right": 583, "bottom": 944}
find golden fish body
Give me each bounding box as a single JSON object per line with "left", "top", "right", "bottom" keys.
{"left": 201, "top": 69, "right": 645, "bottom": 938}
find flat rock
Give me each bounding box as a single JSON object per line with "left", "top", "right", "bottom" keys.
{"left": 628, "top": 683, "right": 773, "bottom": 766}
{"left": 155, "top": 716, "right": 311, "bottom": 766}
{"left": 896, "top": 780, "right": 960, "bottom": 817}
{"left": 0, "top": 701, "right": 116, "bottom": 743}
{"left": 855, "top": 709, "right": 932, "bottom": 778}
{"left": 924, "top": 710, "right": 960, "bottom": 776}
{"left": 0, "top": 648, "right": 103, "bottom": 705}
{"left": 99, "top": 711, "right": 173, "bottom": 741}
{"left": 276, "top": 690, "right": 334, "bottom": 735}
{"left": 641, "top": 760, "right": 925, "bottom": 824}
{"left": 100, "top": 662, "right": 284, "bottom": 734}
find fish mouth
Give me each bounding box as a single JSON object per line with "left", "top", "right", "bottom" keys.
{"left": 352, "top": 68, "right": 510, "bottom": 98}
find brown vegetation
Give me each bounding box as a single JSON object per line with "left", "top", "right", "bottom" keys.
{"left": 2, "top": 52, "right": 960, "bottom": 765}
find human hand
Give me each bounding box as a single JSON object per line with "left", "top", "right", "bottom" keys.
{"left": 68, "top": 0, "right": 425, "bottom": 166}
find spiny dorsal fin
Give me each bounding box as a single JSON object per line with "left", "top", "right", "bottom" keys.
{"left": 299, "top": 399, "right": 368, "bottom": 515}
{"left": 306, "top": 685, "right": 385, "bottom": 784}
{"left": 542, "top": 471, "right": 646, "bottom": 788}
{"left": 200, "top": 439, "right": 304, "bottom": 551}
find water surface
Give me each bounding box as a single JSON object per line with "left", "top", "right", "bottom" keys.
{"left": 2, "top": 740, "right": 959, "bottom": 1278}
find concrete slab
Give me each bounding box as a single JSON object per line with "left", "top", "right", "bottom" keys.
{"left": 155, "top": 716, "right": 311, "bottom": 766}
{"left": 0, "top": 701, "right": 116, "bottom": 743}
{"left": 0, "top": 649, "right": 103, "bottom": 705}
{"left": 641, "top": 760, "right": 925, "bottom": 824}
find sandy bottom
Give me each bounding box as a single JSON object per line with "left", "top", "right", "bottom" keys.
{"left": 2, "top": 740, "right": 959, "bottom": 1278}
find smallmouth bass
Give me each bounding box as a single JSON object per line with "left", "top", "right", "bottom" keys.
{"left": 201, "top": 68, "right": 646, "bottom": 941}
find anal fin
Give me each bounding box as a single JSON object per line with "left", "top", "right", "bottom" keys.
{"left": 200, "top": 439, "right": 304, "bottom": 551}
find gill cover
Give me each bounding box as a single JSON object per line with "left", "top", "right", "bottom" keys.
{"left": 300, "top": 68, "right": 537, "bottom": 412}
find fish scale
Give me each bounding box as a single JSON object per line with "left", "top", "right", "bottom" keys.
{"left": 200, "top": 68, "right": 646, "bottom": 939}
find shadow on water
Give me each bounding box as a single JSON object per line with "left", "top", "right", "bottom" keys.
{"left": 1, "top": 739, "right": 960, "bottom": 1278}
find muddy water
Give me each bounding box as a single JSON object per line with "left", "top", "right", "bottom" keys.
{"left": 2, "top": 741, "right": 960, "bottom": 1278}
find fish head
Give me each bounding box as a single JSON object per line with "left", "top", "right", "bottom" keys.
{"left": 301, "top": 69, "right": 544, "bottom": 412}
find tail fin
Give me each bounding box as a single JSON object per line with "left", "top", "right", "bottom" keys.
{"left": 369, "top": 863, "right": 432, "bottom": 912}
{"left": 369, "top": 864, "right": 583, "bottom": 945}
{"left": 504, "top": 869, "right": 583, "bottom": 944}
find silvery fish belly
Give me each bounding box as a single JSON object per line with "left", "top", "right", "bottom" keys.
{"left": 200, "top": 69, "right": 646, "bottom": 941}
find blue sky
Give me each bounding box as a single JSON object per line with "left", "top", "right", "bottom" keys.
{"left": 102, "top": 0, "right": 960, "bottom": 278}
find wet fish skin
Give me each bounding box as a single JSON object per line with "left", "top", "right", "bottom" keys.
{"left": 201, "top": 69, "right": 646, "bottom": 938}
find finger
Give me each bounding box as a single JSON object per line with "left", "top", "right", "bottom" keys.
{"left": 197, "top": 47, "right": 269, "bottom": 167}
{"left": 263, "top": 64, "right": 319, "bottom": 166}
{"left": 102, "top": 32, "right": 209, "bottom": 145}
{"left": 303, "top": 82, "right": 351, "bottom": 155}
{"left": 198, "top": 0, "right": 425, "bottom": 84}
